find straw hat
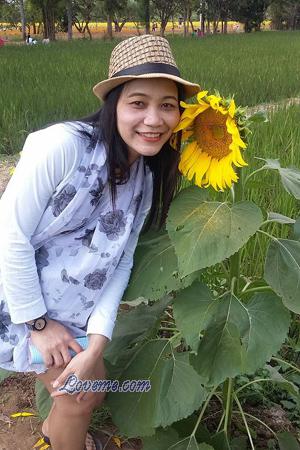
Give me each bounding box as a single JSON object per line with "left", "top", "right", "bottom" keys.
{"left": 93, "top": 35, "right": 200, "bottom": 101}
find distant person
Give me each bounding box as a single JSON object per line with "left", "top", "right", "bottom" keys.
{"left": 0, "top": 35, "right": 200, "bottom": 450}
{"left": 26, "top": 33, "right": 33, "bottom": 44}
{"left": 0, "top": 37, "right": 4, "bottom": 47}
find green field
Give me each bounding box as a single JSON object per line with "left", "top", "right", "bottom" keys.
{"left": 1, "top": 31, "right": 300, "bottom": 154}
{"left": 1, "top": 32, "right": 300, "bottom": 275}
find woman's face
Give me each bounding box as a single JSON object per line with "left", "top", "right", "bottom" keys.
{"left": 116, "top": 78, "right": 181, "bottom": 163}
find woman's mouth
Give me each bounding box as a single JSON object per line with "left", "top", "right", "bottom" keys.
{"left": 136, "top": 131, "right": 162, "bottom": 142}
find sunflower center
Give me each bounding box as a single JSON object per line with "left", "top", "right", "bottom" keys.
{"left": 194, "top": 108, "right": 232, "bottom": 160}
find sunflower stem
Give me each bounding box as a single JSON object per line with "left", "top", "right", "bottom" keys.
{"left": 222, "top": 378, "right": 234, "bottom": 438}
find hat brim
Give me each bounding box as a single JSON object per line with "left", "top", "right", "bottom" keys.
{"left": 93, "top": 73, "right": 200, "bottom": 101}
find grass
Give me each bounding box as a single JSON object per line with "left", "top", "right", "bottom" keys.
{"left": 1, "top": 31, "right": 300, "bottom": 278}
{"left": 1, "top": 32, "right": 300, "bottom": 153}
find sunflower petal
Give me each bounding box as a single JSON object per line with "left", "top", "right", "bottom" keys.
{"left": 228, "top": 99, "right": 236, "bottom": 118}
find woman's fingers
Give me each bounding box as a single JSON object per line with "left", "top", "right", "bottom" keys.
{"left": 68, "top": 339, "right": 84, "bottom": 355}
{"left": 51, "top": 365, "right": 71, "bottom": 389}
{"left": 60, "top": 347, "right": 72, "bottom": 366}
{"left": 52, "top": 350, "right": 64, "bottom": 368}
{"left": 44, "top": 353, "right": 54, "bottom": 368}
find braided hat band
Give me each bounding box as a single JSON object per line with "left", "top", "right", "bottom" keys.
{"left": 93, "top": 35, "right": 200, "bottom": 101}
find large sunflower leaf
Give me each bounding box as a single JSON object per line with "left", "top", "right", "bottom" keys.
{"left": 124, "top": 230, "right": 198, "bottom": 301}
{"left": 169, "top": 438, "right": 213, "bottom": 450}
{"left": 185, "top": 285, "right": 290, "bottom": 386}
{"left": 104, "top": 296, "right": 171, "bottom": 368}
{"left": 264, "top": 238, "right": 300, "bottom": 313}
{"left": 173, "top": 281, "right": 213, "bottom": 352}
{"left": 143, "top": 427, "right": 214, "bottom": 450}
{"left": 167, "top": 186, "right": 263, "bottom": 276}
{"left": 106, "top": 339, "right": 207, "bottom": 437}
{"left": 143, "top": 428, "right": 180, "bottom": 450}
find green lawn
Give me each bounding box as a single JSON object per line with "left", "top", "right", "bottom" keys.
{"left": 1, "top": 31, "right": 300, "bottom": 153}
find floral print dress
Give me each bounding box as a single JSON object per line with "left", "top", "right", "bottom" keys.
{"left": 0, "top": 123, "right": 153, "bottom": 374}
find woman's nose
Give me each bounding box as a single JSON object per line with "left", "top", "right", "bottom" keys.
{"left": 143, "top": 108, "right": 164, "bottom": 127}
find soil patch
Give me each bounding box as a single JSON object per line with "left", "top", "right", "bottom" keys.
{"left": 0, "top": 373, "right": 142, "bottom": 450}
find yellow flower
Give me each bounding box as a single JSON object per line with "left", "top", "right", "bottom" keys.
{"left": 174, "top": 91, "right": 248, "bottom": 191}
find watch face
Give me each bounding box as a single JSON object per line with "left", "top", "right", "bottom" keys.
{"left": 34, "top": 318, "right": 46, "bottom": 331}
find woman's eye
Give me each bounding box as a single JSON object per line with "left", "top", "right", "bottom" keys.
{"left": 131, "top": 101, "right": 144, "bottom": 107}
{"left": 162, "top": 103, "right": 176, "bottom": 109}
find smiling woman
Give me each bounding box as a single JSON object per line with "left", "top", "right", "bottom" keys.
{"left": 0, "top": 34, "right": 199, "bottom": 450}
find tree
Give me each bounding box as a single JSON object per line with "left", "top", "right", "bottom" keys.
{"left": 232, "top": 0, "right": 271, "bottom": 32}
{"left": 152, "top": 0, "right": 179, "bottom": 36}
{"left": 73, "top": 0, "right": 96, "bottom": 39}
{"left": 18, "top": 0, "right": 26, "bottom": 40}
{"left": 268, "top": 0, "right": 300, "bottom": 30}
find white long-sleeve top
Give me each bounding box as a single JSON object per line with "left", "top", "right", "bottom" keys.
{"left": 0, "top": 123, "right": 153, "bottom": 343}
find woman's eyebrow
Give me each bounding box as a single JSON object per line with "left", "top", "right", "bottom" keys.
{"left": 127, "top": 92, "right": 178, "bottom": 101}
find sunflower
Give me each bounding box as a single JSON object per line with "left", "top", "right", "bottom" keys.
{"left": 173, "top": 90, "right": 248, "bottom": 191}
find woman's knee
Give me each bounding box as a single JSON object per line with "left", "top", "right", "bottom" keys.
{"left": 53, "top": 391, "right": 105, "bottom": 416}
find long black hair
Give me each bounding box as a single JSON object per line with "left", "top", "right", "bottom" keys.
{"left": 78, "top": 82, "right": 184, "bottom": 230}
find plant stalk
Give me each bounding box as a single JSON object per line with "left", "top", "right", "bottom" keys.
{"left": 222, "top": 378, "right": 234, "bottom": 438}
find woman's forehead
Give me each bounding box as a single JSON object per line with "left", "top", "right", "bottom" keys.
{"left": 121, "top": 78, "right": 178, "bottom": 98}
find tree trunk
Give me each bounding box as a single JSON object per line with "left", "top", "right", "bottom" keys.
{"left": 67, "top": 0, "right": 72, "bottom": 40}
{"left": 143, "top": 0, "right": 150, "bottom": 34}
{"left": 33, "top": 22, "right": 37, "bottom": 34}
{"left": 42, "top": 0, "right": 56, "bottom": 40}
{"left": 19, "top": 0, "right": 26, "bottom": 41}
{"left": 224, "top": 18, "right": 227, "bottom": 33}
{"left": 183, "top": 10, "right": 187, "bottom": 36}
{"left": 107, "top": 14, "right": 113, "bottom": 39}
{"left": 86, "top": 23, "right": 92, "bottom": 39}
{"left": 113, "top": 20, "right": 120, "bottom": 32}
{"left": 160, "top": 20, "right": 167, "bottom": 36}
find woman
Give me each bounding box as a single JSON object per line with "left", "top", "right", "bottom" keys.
{"left": 0, "top": 35, "right": 200, "bottom": 450}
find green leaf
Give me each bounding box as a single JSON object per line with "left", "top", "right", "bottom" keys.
{"left": 169, "top": 437, "right": 213, "bottom": 450}
{"left": 279, "top": 167, "right": 300, "bottom": 199}
{"left": 231, "top": 436, "right": 248, "bottom": 450}
{"left": 0, "top": 369, "right": 13, "bottom": 382}
{"left": 35, "top": 380, "right": 52, "bottom": 420}
{"left": 104, "top": 296, "right": 171, "bottom": 367}
{"left": 247, "top": 110, "right": 268, "bottom": 123}
{"left": 167, "top": 186, "right": 263, "bottom": 276}
{"left": 264, "top": 238, "right": 300, "bottom": 313}
{"left": 267, "top": 212, "right": 295, "bottom": 225}
{"left": 143, "top": 427, "right": 180, "bottom": 450}
{"left": 211, "top": 431, "right": 231, "bottom": 450}
{"left": 277, "top": 431, "right": 300, "bottom": 450}
{"left": 143, "top": 426, "right": 214, "bottom": 450}
{"left": 189, "top": 288, "right": 290, "bottom": 386}
{"left": 265, "top": 364, "right": 298, "bottom": 396}
{"left": 106, "top": 339, "right": 207, "bottom": 437}
{"left": 124, "top": 230, "right": 197, "bottom": 301}
{"left": 293, "top": 217, "right": 300, "bottom": 241}
{"left": 260, "top": 158, "right": 300, "bottom": 200}
{"left": 173, "top": 281, "right": 213, "bottom": 352}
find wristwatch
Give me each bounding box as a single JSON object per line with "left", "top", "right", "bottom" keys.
{"left": 25, "top": 314, "right": 48, "bottom": 331}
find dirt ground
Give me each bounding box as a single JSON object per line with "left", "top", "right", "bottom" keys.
{"left": 0, "top": 373, "right": 142, "bottom": 450}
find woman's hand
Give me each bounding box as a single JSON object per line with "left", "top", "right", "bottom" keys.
{"left": 50, "top": 334, "right": 108, "bottom": 403}
{"left": 29, "top": 319, "right": 84, "bottom": 368}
